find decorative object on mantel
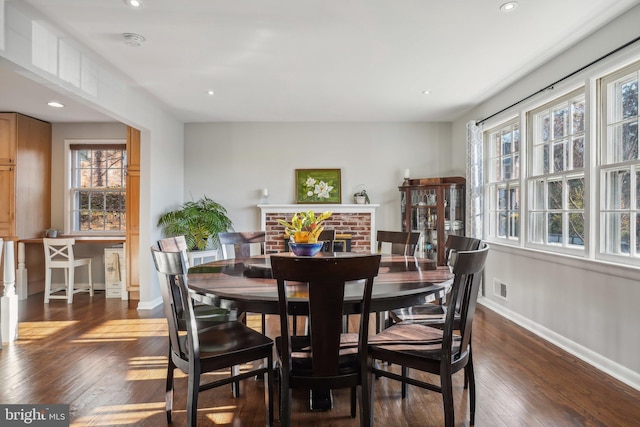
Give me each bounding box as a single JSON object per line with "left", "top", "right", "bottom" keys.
{"left": 295, "top": 169, "right": 341, "bottom": 204}
{"left": 353, "top": 184, "right": 370, "bottom": 204}
{"left": 278, "top": 210, "right": 332, "bottom": 244}
{"left": 260, "top": 188, "right": 269, "bottom": 204}
{"left": 157, "top": 196, "right": 233, "bottom": 251}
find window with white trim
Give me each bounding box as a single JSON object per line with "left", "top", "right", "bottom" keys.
{"left": 527, "top": 89, "right": 586, "bottom": 251}
{"left": 68, "top": 142, "right": 127, "bottom": 233}
{"left": 599, "top": 62, "right": 639, "bottom": 259}
{"left": 487, "top": 120, "right": 521, "bottom": 241}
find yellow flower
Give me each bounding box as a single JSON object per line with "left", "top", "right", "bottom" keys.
{"left": 278, "top": 211, "right": 332, "bottom": 243}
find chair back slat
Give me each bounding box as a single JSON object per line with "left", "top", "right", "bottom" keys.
{"left": 43, "top": 238, "right": 76, "bottom": 265}
{"left": 376, "top": 230, "right": 420, "bottom": 256}
{"left": 270, "top": 254, "right": 381, "bottom": 382}
{"left": 218, "top": 231, "right": 266, "bottom": 259}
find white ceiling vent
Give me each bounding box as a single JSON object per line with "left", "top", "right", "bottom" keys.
{"left": 122, "top": 33, "right": 145, "bottom": 47}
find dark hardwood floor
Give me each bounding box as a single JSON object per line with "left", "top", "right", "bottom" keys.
{"left": 1, "top": 292, "right": 638, "bottom": 426}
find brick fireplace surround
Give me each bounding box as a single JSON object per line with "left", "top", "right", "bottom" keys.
{"left": 259, "top": 204, "right": 379, "bottom": 253}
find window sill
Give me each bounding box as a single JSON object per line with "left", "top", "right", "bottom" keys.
{"left": 487, "top": 240, "right": 640, "bottom": 281}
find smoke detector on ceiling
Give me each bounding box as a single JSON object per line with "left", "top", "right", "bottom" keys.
{"left": 122, "top": 33, "right": 146, "bottom": 47}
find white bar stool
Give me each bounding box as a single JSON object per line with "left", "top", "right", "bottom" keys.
{"left": 43, "top": 238, "right": 93, "bottom": 303}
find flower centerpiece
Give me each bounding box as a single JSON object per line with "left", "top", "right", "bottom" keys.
{"left": 278, "top": 210, "right": 332, "bottom": 243}
{"left": 279, "top": 211, "right": 332, "bottom": 256}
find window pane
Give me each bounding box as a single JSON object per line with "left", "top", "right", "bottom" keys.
{"left": 622, "top": 121, "right": 638, "bottom": 161}
{"left": 79, "top": 191, "right": 90, "bottom": 209}
{"left": 529, "top": 212, "right": 544, "bottom": 243}
{"left": 79, "top": 212, "right": 90, "bottom": 231}
{"left": 604, "top": 212, "right": 630, "bottom": 254}
{"left": 513, "top": 126, "right": 520, "bottom": 152}
{"left": 78, "top": 150, "right": 91, "bottom": 168}
{"left": 568, "top": 212, "right": 585, "bottom": 247}
{"left": 498, "top": 213, "right": 507, "bottom": 237}
{"left": 620, "top": 78, "right": 638, "bottom": 120}
{"left": 637, "top": 213, "right": 640, "bottom": 254}
{"left": 548, "top": 213, "right": 562, "bottom": 244}
{"left": 509, "top": 212, "right": 519, "bottom": 238}
{"left": 553, "top": 105, "right": 568, "bottom": 138}
{"left": 541, "top": 112, "right": 550, "bottom": 142}
{"left": 605, "top": 169, "right": 630, "bottom": 209}
{"left": 498, "top": 187, "right": 507, "bottom": 210}
{"left": 572, "top": 136, "right": 584, "bottom": 169}
{"left": 637, "top": 170, "right": 640, "bottom": 209}
{"left": 501, "top": 130, "right": 512, "bottom": 154}
{"left": 502, "top": 157, "right": 512, "bottom": 180}
{"left": 90, "top": 193, "right": 105, "bottom": 210}
{"left": 530, "top": 180, "right": 544, "bottom": 210}
{"left": 572, "top": 98, "right": 585, "bottom": 133}
{"left": 533, "top": 144, "right": 549, "bottom": 175}
{"left": 553, "top": 140, "right": 566, "bottom": 172}
{"left": 568, "top": 177, "right": 584, "bottom": 210}
{"left": 513, "top": 153, "right": 520, "bottom": 179}
{"left": 548, "top": 180, "right": 563, "bottom": 210}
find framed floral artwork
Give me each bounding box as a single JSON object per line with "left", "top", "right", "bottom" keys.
{"left": 295, "top": 169, "right": 341, "bottom": 204}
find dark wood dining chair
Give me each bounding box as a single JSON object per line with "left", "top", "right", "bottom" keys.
{"left": 289, "top": 229, "right": 337, "bottom": 335}
{"left": 270, "top": 253, "right": 382, "bottom": 427}
{"left": 218, "top": 231, "right": 268, "bottom": 332}
{"left": 390, "top": 234, "right": 482, "bottom": 325}
{"left": 376, "top": 230, "right": 420, "bottom": 256}
{"left": 374, "top": 230, "right": 420, "bottom": 332}
{"left": 318, "top": 228, "right": 336, "bottom": 252}
{"left": 367, "top": 242, "right": 489, "bottom": 427}
{"left": 151, "top": 247, "right": 274, "bottom": 427}
{"left": 218, "top": 231, "right": 266, "bottom": 259}
{"left": 387, "top": 234, "right": 482, "bottom": 396}
{"left": 157, "top": 236, "right": 231, "bottom": 326}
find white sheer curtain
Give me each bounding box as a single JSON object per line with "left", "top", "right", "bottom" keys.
{"left": 466, "top": 121, "right": 483, "bottom": 240}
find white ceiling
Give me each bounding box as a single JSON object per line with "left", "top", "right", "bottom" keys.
{"left": 2, "top": 0, "right": 639, "bottom": 123}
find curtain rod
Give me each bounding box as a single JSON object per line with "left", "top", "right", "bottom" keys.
{"left": 475, "top": 34, "right": 640, "bottom": 126}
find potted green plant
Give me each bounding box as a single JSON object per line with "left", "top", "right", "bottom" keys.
{"left": 157, "top": 196, "right": 233, "bottom": 251}
{"left": 353, "top": 189, "right": 370, "bottom": 204}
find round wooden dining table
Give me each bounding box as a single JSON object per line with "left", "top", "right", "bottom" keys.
{"left": 187, "top": 251, "right": 454, "bottom": 412}
{"left": 187, "top": 252, "right": 454, "bottom": 317}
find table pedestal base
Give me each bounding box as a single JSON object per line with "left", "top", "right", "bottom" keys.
{"left": 310, "top": 390, "right": 333, "bottom": 411}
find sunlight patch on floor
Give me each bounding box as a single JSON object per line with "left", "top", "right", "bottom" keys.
{"left": 72, "top": 318, "right": 167, "bottom": 342}
{"left": 124, "top": 356, "right": 169, "bottom": 381}
{"left": 72, "top": 402, "right": 165, "bottom": 426}
{"left": 17, "top": 321, "right": 79, "bottom": 341}
{"left": 203, "top": 405, "right": 238, "bottom": 424}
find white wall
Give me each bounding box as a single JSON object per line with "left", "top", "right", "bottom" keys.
{"left": 452, "top": 4, "right": 640, "bottom": 389}
{"left": 184, "top": 122, "right": 453, "bottom": 232}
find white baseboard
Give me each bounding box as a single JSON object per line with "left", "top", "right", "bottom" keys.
{"left": 136, "top": 295, "right": 163, "bottom": 311}
{"left": 478, "top": 297, "right": 640, "bottom": 392}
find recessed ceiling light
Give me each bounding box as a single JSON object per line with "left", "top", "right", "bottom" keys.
{"left": 47, "top": 101, "right": 64, "bottom": 108}
{"left": 500, "top": 2, "right": 518, "bottom": 12}
{"left": 122, "top": 33, "right": 146, "bottom": 47}
{"left": 207, "top": 90, "right": 215, "bottom": 96}
{"left": 123, "top": 0, "right": 143, "bottom": 8}
{"left": 422, "top": 90, "right": 431, "bottom": 95}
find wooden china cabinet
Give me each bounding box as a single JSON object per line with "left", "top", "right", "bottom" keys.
{"left": 399, "top": 177, "right": 465, "bottom": 266}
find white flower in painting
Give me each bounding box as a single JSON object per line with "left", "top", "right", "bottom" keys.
{"left": 305, "top": 177, "right": 317, "bottom": 187}
{"left": 307, "top": 190, "right": 314, "bottom": 197}
{"left": 314, "top": 180, "right": 334, "bottom": 199}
